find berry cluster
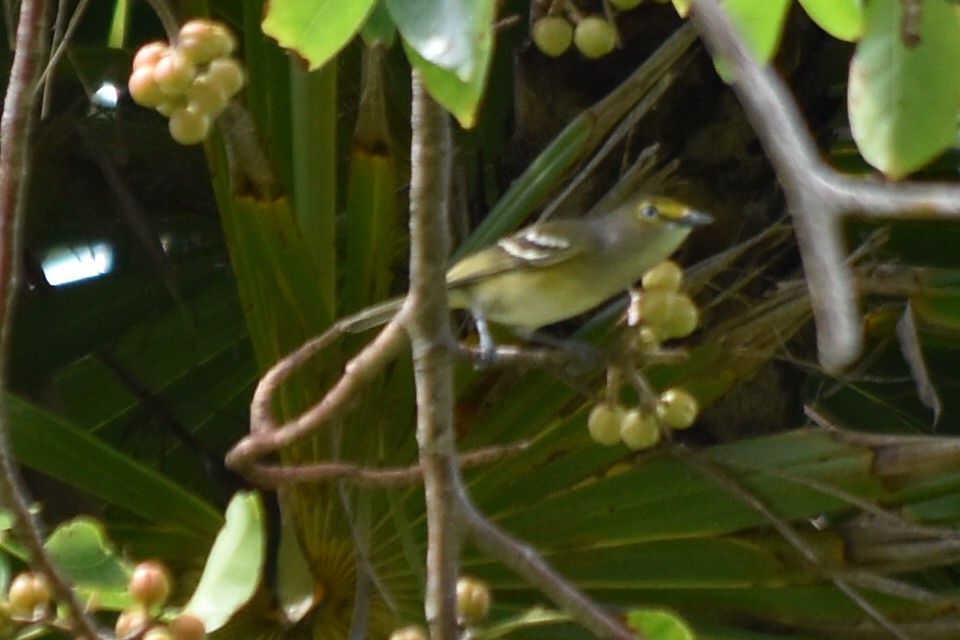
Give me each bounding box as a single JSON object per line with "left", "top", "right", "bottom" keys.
{"left": 531, "top": 0, "right": 674, "bottom": 59}
{"left": 588, "top": 386, "right": 698, "bottom": 450}
{"left": 0, "top": 561, "right": 204, "bottom": 640}
{"left": 587, "top": 260, "right": 701, "bottom": 450}
{"left": 636, "top": 260, "right": 700, "bottom": 345}
{"left": 532, "top": 13, "right": 617, "bottom": 59}
{"left": 128, "top": 19, "right": 245, "bottom": 145}
{"left": 117, "top": 561, "right": 206, "bottom": 640}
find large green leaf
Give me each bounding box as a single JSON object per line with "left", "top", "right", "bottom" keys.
{"left": 848, "top": 0, "right": 960, "bottom": 178}
{"left": 183, "top": 492, "right": 265, "bottom": 631}
{"left": 45, "top": 518, "right": 134, "bottom": 610}
{"left": 798, "top": 0, "right": 865, "bottom": 41}
{"left": 7, "top": 395, "right": 222, "bottom": 537}
{"left": 715, "top": 0, "right": 792, "bottom": 79}
{"left": 386, "top": 0, "right": 494, "bottom": 82}
{"left": 261, "top": 0, "right": 378, "bottom": 70}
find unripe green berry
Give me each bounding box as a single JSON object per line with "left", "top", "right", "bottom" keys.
{"left": 169, "top": 107, "right": 212, "bottom": 145}
{"left": 574, "top": 16, "right": 617, "bottom": 59}
{"left": 636, "top": 325, "right": 662, "bottom": 351}
{"left": 531, "top": 16, "right": 574, "bottom": 57}
{"left": 656, "top": 387, "right": 698, "bottom": 430}
{"left": 170, "top": 614, "right": 206, "bottom": 640}
{"left": 205, "top": 58, "right": 246, "bottom": 97}
{"left": 128, "top": 67, "right": 166, "bottom": 108}
{"left": 639, "top": 290, "right": 699, "bottom": 340}
{"left": 620, "top": 408, "right": 661, "bottom": 450}
{"left": 133, "top": 41, "right": 170, "bottom": 72}
{"left": 153, "top": 51, "right": 196, "bottom": 96}
{"left": 456, "top": 576, "right": 491, "bottom": 624}
{"left": 662, "top": 293, "right": 699, "bottom": 339}
{"left": 642, "top": 260, "right": 683, "bottom": 292}
{"left": 588, "top": 402, "right": 626, "bottom": 446}
{"left": 128, "top": 561, "right": 171, "bottom": 608}
{"left": 638, "top": 288, "right": 673, "bottom": 332}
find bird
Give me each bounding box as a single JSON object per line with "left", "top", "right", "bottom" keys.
{"left": 349, "top": 195, "right": 711, "bottom": 358}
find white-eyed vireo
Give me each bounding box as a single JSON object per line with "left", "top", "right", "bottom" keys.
{"left": 352, "top": 195, "right": 711, "bottom": 354}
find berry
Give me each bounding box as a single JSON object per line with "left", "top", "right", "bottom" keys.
{"left": 205, "top": 58, "right": 246, "bottom": 97}
{"left": 642, "top": 260, "right": 683, "bottom": 292}
{"left": 638, "top": 289, "right": 673, "bottom": 331}
{"left": 574, "top": 16, "right": 617, "bottom": 59}
{"left": 156, "top": 97, "right": 188, "bottom": 118}
{"left": 179, "top": 20, "right": 236, "bottom": 64}
{"left": 588, "top": 402, "right": 626, "bottom": 446}
{"left": 116, "top": 608, "right": 152, "bottom": 637}
{"left": 531, "top": 16, "right": 574, "bottom": 57}
{"left": 170, "top": 614, "right": 206, "bottom": 640}
{"left": 153, "top": 51, "right": 196, "bottom": 96}
{"left": 186, "top": 75, "right": 229, "bottom": 116}
{"left": 8, "top": 572, "right": 51, "bottom": 619}
{"left": 128, "top": 67, "right": 166, "bottom": 108}
{"left": 133, "top": 41, "right": 170, "bottom": 72}
{"left": 636, "top": 325, "right": 662, "bottom": 351}
{"left": 656, "top": 388, "right": 698, "bottom": 430}
{"left": 639, "top": 290, "right": 699, "bottom": 340}
{"left": 169, "top": 107, "right": 212, "bottom": 145}
{"left": 128, "top": 561, "right": 171, "bottom": 608}
{"left": 144, "top": 626, "right": 174, "bottom": 640}
{"left": 456, "top": 576, "right": 491, "bottom": 625}
{"left": 389, "top": 626, "right": 428, "bottom": 640}
{"left": 620, "top": 408, "right": 661, "bottom": 450}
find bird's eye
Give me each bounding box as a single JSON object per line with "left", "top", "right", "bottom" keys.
{"left": 640, "top": 204, "right": 659, "bottom": 219}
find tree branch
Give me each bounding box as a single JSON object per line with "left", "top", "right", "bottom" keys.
{"left": 689, "top": 0, "right": 960, "bottom": 372}
{"left": 0, "top": 1, "right": 104, "bottom": 637}
{"left": 407, "top": 73, "right": 461, "bottom": 640}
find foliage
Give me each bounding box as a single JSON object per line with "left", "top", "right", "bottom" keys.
{"left": 2, "top": 0, "right": 959, "bottom": 639}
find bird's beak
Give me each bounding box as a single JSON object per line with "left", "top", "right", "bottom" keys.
{"left": 679, "top": 210, "right": 713, "bottom": 227}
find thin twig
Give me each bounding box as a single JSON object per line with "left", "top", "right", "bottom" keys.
{"left": 38, "top": 0, "right": 92, "bottom": 113}
{"left": 456, "top": 485, "right": 636, "bottom": 640}
{"left": 227, "top": 314, "right": 409, "bottom": 480}
{"left": 407, "top": 72, "right": 461, "bottom": 640}
{"left": 688, "top": 0, "right": 960, "bottom": 372}
{"left": 0, "top": 1, "right": 104, "bottom": 638}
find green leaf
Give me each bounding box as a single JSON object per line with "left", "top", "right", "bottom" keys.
{"left": 719, "top": 0, "right": 792, "bottom": 75}
{"left": 183, "top": 492, "right": 265, "bottom": 632}
{"left": 45, "top": 519, "right": 134, "bottom": 610}
{"left": 261, "top": 0, "right": 378, "bottom": 70}
{"left": 848, "top": 0, "right": 960, "bottom": 178}
{"left": 386, "top": 0, "right": 494, "bottom": 82}
{"left": 798, "top": 0, "right": 865, "bottom": 41}
{"left": 627, "top": 608, "right": 696, "bottom": 640}
{"left": 7, "top": 395, "right": 222, "bottom": 536}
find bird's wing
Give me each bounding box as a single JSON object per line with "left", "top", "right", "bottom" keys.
{"left": 446, "top": 220, "right": 589, "bottom": 287}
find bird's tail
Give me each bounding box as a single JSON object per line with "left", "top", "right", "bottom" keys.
{"left": 341, "top": 297, "right": 405, "bottom": 333}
